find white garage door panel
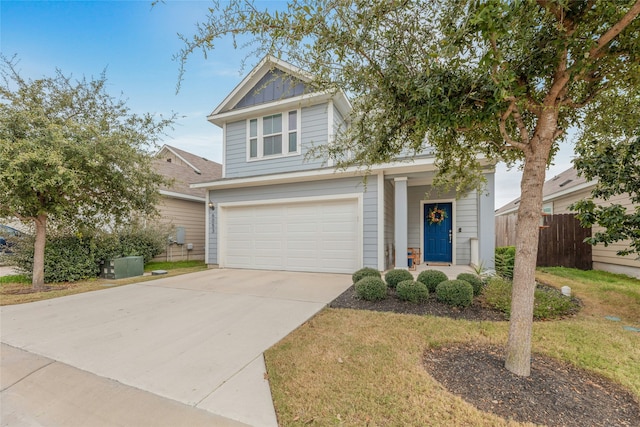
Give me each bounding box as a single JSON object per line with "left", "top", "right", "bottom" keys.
{"left": 222, "top": 199, "right": 359, "bottom": 273}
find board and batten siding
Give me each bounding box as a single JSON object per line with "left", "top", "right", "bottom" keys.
{"left": 154, "top": 197, "right": 206, "bottom": 261}
{"left": 224, "top": 103, "right": 331, "bottom": 178}
{"left": 208, "top": 176, "right": 378, "bottom": 268}
{"left": 234, "top": 68, "right": 306, "bottom": 109}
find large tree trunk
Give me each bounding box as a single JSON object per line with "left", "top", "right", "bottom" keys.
{"left": 32, "top": 214, "right": 47, "bottom": 290}
{"left": 504, "top": 122, "right": 556, "bottom": 376}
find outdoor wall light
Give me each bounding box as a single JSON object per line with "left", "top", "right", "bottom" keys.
{"left": 208, "top": 201, "right": 215, "bottom": 211}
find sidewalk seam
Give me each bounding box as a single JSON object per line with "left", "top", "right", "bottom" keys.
{"left": 0, "top": 356, "right": 55, "bottom": 392}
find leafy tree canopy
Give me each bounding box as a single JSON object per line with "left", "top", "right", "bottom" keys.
{"left": 177, "top": 0, "right": 639, "bottom": 192}
{"left": 0, "top": 57, "right": 172, "bottom": 231}
{"left": 0, "top": 56, "right": 174, "bottom": 288}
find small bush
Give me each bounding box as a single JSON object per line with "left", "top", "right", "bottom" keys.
{"left": 483, "top": 277, "right": 581, "bottom": 319}
{"left": 457, "top": 273, "right": 484, "bottom": 296}
{"left": 417, "top": 269, "right": 448, "bottom": 292}
{"left": 384, "top": 269, "right": 414, "bottom": 288}
{"left": 483, "top": 277, "right": 513, "bottom": 314}
{"left": 495, "top": 246, "right": 515, "bottom": 280}
{"left": 396, "top": 280, "right": 429, "bottom": 303}
{"left": 435, "top": 280, "right": 474, "bottom": 308}
{"left": 352, "top": 267, "right": 381, "bottom": 284}
{"left": 355, "top": 276, "right": 388, "bottom": 301}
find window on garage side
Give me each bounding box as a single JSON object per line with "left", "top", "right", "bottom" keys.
{"left": 247, "top": 110, "right": 300, "bottom": 160}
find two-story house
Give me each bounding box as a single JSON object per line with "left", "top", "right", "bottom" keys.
{"left": 192, "top": 56, "right": 495, "bottom": 274}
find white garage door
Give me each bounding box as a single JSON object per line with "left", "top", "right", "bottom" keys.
{"left": 221, "top": 198, "right": 360, "bottom": 273}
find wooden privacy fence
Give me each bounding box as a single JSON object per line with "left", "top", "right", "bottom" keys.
{"left": 495, "top": 213, "right": 592, "bottom": 270}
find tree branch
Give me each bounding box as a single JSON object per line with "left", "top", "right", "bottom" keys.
{"left": 499, "top": 101, "right": 529, "bottom": 151}
{"left": 505, "top": 96, "right": 531, "bottom": 145}
{"left": 590, "top": 0, "right": 640, "bottom": 58}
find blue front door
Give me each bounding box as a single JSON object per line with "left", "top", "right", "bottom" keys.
{"left": 424, "top": 203, "right": 452, "bottom": 263}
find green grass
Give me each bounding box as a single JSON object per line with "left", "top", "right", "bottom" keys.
{"left": 537, "top": 267, "right": 640, "bottom": 322}
{"left": 265, "top": 268, "right": 640, "bottom": 426}
{"left": 0, "top": 274, "right": 30, "bottom": 285}
{"left": 144, "top": 260, "right": 206, "bottom": 272}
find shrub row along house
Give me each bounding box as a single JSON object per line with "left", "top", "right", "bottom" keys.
{"left": 495, "top": 166, "right": 640, "bottom": 279}
{"left": 191, "top": 56, "right": 496, "bottom": 274}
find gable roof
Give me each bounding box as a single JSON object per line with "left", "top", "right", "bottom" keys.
{"left": 207, "top": 56, "right": 351, "bottom": 127}
{"left": 495, "top": 166, "right": 596, "bottom": 215}
{"left": 154, "top": 145, "right": 222, "bottom": 200}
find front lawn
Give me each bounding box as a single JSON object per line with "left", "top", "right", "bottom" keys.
{"left": 0, "top": 261, "right": 207, "bottom": 306}
{"left": 265, "top": 268, "right": 640, "bottom": 426}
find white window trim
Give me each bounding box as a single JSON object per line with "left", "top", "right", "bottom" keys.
{"left": 246, "top": 109, "right": 302, "bottom": 161}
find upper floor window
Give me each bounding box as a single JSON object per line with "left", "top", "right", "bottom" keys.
{"left": 248, "top": 110, "right": 300, "bottom": 160}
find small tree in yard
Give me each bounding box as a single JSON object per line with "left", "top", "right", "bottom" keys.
{"left": 0, "top": 57, "right": 173, "bottom": 290}
{"left": 174, "top": 0, "right": 640, "bottom": 376}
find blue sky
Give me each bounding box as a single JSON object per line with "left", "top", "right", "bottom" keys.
{"left": 1, "top": 0, "right": 575, "bottom": 207}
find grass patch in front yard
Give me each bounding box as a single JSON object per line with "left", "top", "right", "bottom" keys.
{"left": 1, "top": 261, "right": 207, "bottom": 306}
{"left": 0, "top": 274, "right": 30, "bottom": 285}
{"left": 537, "top": 267, "right": 640, "bottom": 322}
{"left": 144, "top": 260, "right": 206, "bottom": 272}
{"left": 265, "top": 268, "right": 640, "bottom": 426}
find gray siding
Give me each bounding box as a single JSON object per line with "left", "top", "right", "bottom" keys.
{"left": 208, "top": 176, "right": 378, "bottom": 268}
{"left": 478, "top": 173, "right": 495, "bottom": 269}
{"left": 333, "top": 103, "right": 347, "bottom": 138}
{"left": 455, "top": 191, "right": 478, "bottom": 265}
{"left": 225, "top": 120, "right": 246, "bottom": 176}
{"left": 224, "top": 103, "right": 330, "bottom": 178}
{"left": 234, "top": 69, "right": 307, "bottom": 109}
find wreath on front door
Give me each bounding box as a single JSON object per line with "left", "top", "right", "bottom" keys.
{"left": 427, "top": 206, "right": 447, "bottom": 225}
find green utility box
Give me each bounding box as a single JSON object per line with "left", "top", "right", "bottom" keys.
{"left": 100, "top": 256, "right": 144, "bottom": 279}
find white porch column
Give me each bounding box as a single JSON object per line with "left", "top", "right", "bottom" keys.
{"left": 394, "top": 177, "right": 408, "bottom": 269}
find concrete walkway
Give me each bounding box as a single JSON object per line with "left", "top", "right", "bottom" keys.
{"left": 1, "top": 269, "right": 352, "bottom": 427}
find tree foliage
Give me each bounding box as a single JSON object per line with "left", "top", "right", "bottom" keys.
{"left": 175, "top": 0, "right": 640, "bottom": 376}
{"left": 0, "top": 56, "right": 173, "bottom": 288}
{"left": 571, "top": 86, "right": 640, "bottom": 256}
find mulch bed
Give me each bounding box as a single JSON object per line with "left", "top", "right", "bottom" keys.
{"left": 329, "top": 285, "right": 640, "bottom": 427}
{"left": 329, "top": 285, "right": 507, "bottom": 321}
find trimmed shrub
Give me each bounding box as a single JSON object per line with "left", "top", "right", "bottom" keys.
{"left": 384, "top": 269, "right": 414, "bottom": 289}
{"left": 483, "top": 277, "right": 581, "bottom": 320}
{"left": 495, "top": 246, "right": 515, "bottom": 280}
{"left": 396, "top": 280, "right": 429, "bottom": 303}
{"left": 457, "top": 273, "right": 484, "bottom": 296}
{"left": 435, "top": 279, "right": 474, "bottom": 308}
{"left": 352, "top": 267, "right": 381, "bottom": 284}
{"left": 417, "top": 269, "right": 448, "bottom": 293}
{"left": 355, "top": 276, "right": 388, "bottom": 301}
{"left": 117, "top": 226, "right": 167, "bottom": 264}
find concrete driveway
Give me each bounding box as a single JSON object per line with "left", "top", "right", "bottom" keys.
{"left": 1, "top": 269, "right": 352, "bottom": 426}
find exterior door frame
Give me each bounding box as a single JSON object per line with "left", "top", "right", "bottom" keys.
{"left": 420, "top": 199, "right": 456, "bottom": 265}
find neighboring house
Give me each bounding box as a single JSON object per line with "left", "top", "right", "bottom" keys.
{"left": 153, "top": 145, "right": 222, "bottom": 261}
{"left": 192, "top": 56, "right": 495, "bottom": 274}
{"left": 495, "top": 166, "right": 640, "bottom": 278}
